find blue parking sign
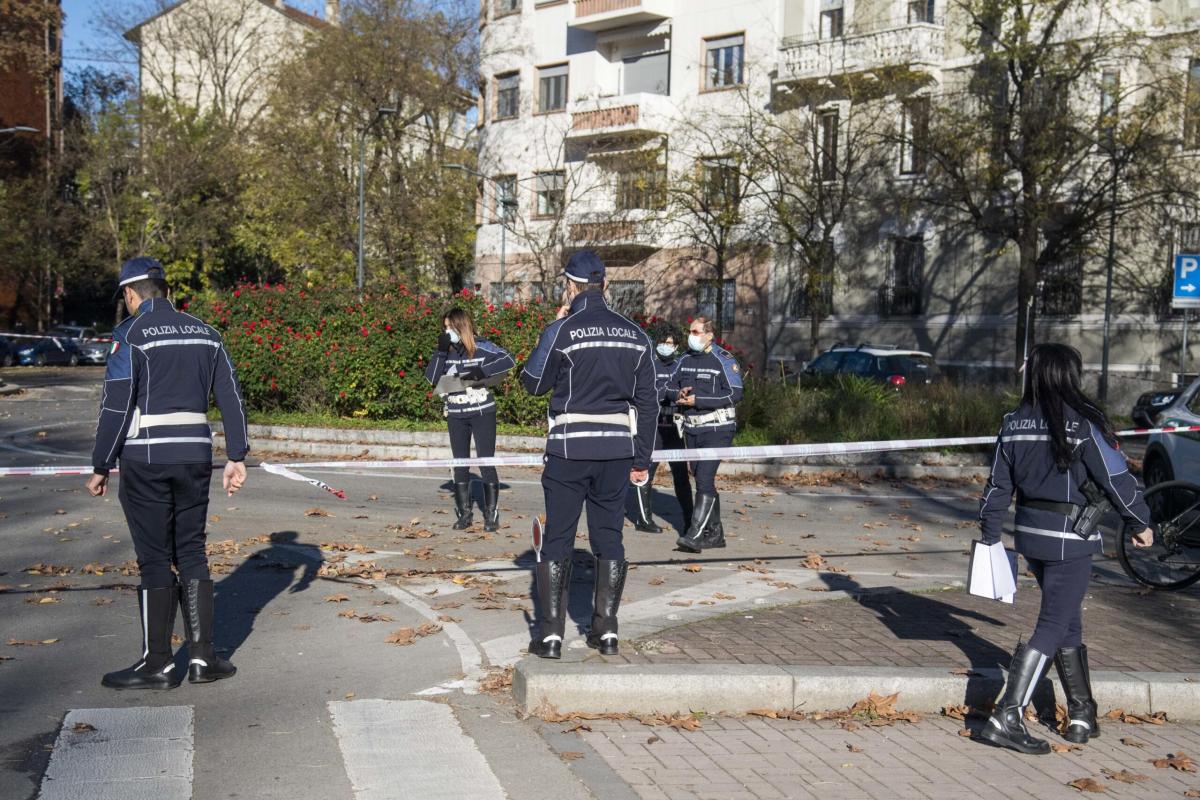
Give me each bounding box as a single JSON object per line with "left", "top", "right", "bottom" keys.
{"left": 1174, "top": 254, "right": 1200, "bottom": 308}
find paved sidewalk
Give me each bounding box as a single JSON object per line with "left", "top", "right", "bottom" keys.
{"left": 573, "top": 715, "right": 1200, "bottom": 800}
{"left": 615, "top": 583, "right": 1200, "bottom": 674}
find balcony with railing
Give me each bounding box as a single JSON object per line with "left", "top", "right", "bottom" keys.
{"left": 566, "top": 93, "right": 673, "bottom": 142}
{"left": 569, "top": 0, "right": 673, "bottom": 32}
{"left": 778, "top": 16, "right": 945, "bottom": 85}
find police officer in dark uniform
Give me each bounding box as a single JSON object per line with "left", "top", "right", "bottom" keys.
{"left": 630, "top": 320, "right": 693, "bottom": 534}
{"left": 666, "top": 316, "right": 743, "bottom": 553}
{"left": 978, "top": 343, "right": 1153, "bottom": 754}
{"left": 520, "top": 251, "right": 658, "bottom": 658}
{"left": 86, "top": 257, "right": 250, "bottom": 690}
{"left": 425, "top": 307, "right": 516, "bottom": 531}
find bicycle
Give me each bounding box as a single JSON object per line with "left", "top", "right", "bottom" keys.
{"left": 1118, "top": 480, "right": 1200, "bottom": 590}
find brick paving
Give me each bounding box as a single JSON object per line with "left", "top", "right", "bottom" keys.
{"left": 577, "top": 715, "right": 1200, "bottom": 800}
{"left": 616, "top": 584, "right": 1200, "bottom": 673}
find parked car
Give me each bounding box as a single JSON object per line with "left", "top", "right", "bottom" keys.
{"left": 800, "top": 344, "right": 942, "bottom": 387}
{"left": 0, "top": 335, "right": 15, "bottom": 367}
{"left": 16, "top": 335, "right": 81, "bottom": 367}
{"left": 1141, "top": 375, "right": 1200, "bottom": 487}
{"left": 1131, "top": 388, "right": 1183, "bottom": 429}
{"left": 51, "top": 326, "right": 110, "bottom": 365}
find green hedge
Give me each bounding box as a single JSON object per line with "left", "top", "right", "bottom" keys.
{"left": 204, "top": 283, "right": 553, "bottom": 425}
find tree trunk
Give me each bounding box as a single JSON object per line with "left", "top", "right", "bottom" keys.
{"left": 713, "top": 245, "right": 726, "bottom": 340}
{"left": 1014, "top": 224, "right": 1039, "bottom": 373}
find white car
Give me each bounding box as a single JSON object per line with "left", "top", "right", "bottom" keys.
{"left": 1141, "top": 376, "right": 1200, "bottom": 488}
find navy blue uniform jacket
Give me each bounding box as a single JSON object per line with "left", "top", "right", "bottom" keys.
{"left": 665, "top": 345, "right": 743, "bottom": 432}
{"left": 424, "top": 338, "right": 515, "bottom": 417}
{"left": 520, "top": 290, "right": 658, "bottom": 468}
{"left": 979, "top": 404, "right": 1150, "bottom": 561}
{"left": 92, "top": 298, "right": 249, "bottom": 473}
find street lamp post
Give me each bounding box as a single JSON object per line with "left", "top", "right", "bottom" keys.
{"left": 357, "top": 107, "right": 397, "bottom": 298}
{"left": 442, "top": 163, "right": 518, "bottom": 302}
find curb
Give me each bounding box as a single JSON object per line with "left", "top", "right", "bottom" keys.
{"left": 0, "top": 381, "right": 21, "bottom": 396}
{"left": 512, "top": 659, "right": 1200, "bottom": 721}
{"left": 212, "top": 423, "right": 991, "bottom": 480}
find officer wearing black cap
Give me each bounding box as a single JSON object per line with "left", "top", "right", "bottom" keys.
{"left": 630, "top": 319, "right": 693, "bottom": 534}
{"left": 521, "top": 251, "right": 658, "bottom": 658}
{"left": 666, "top": 316, "right": 743, "bottom": 553}
{"left": 86, "top": 257, "right": 250, "bottom": 690}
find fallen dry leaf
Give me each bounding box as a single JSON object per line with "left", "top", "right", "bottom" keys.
{"left": 646, "top": 735, "right": 661, "bottom": 744}
{"left": 562, "top": 723, "right": 592, "bottom": 733}
{"left": 1100, "top": 769, "right": 1148, "bottom": 784}
{"left": 1121, "top": 738, "right": 1148, "bottom": 748}
{"left": 1051, "top": 743, "right": 1082, "bottom": 754}
{"left": 1150, "top": 752, "right": 1196, "bottom": 772}
{"left": 559, "top": 751, "right": 584, "bottom": 761}
{"left": 682, "top": 564, "right": 702, "bottom": 573}
{"left": 801, "top": 553, "right": 827, "bottom": 570}
{"left": 324, "top": 594, "right": 350, "bottom": 603}
{"left": 8, "top": 638, "right": 59, "bottom": 646}
{"left": 712, "top": 592, "right": 736, "bottom": 600}
{"left": 846, "top": 743, "right": 863, "bottom": 753}
{"left": 668, "top": 600, "right": 693, "bottom": 607}
{"left": 649, "top": 576, "right": 666, "bottom": 586}
{"left": 71, "top": 723, "right": 96, "bottom": 733}
{"left": 305, "top": 508, "right": 331, "bottom": 517}
{"left": 1067, "top": 777, "right": 1108, "bottom": 793}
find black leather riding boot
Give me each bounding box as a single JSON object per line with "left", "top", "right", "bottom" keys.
{"left": 180, "top": 579, "right": 236, "bottom": 683}
{"left": 700, "top": 493, "right": 726, "bottom": 548}
{"left": 452, "top": 481, "right": 473, "bottom": 530}
{"left": 676, "top": 493, "right": 717, "bottom": 553}
{"left": 586, "top": 560, "right": 629, "bottom": 656}
{"left": 101, "top": 586, "right": 180, "bottom": 690}
{"left": 482, "top": 482, "right": 501, "bottom": 532}
{"left": 529, "top": 558, "right": 572, "bottom": 659}
{"left": 1056, "top": 645, "right": 1100, "bottom": 744}
{"left": 633, "top": 483, "right": 662, "bottom": 533}
{"left": 979, "top": 645, "right": 1052, "bottom": 755}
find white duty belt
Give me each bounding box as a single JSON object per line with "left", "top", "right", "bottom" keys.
{"left": 681, "top": 407, "right": 736, "bottom": 430}
{"left": 445, "top": 387, "right": 490, "bottom": 405}
{"left": 126, "top": 410, "right": 209, "bottom": 439}
{"left": 549, "top": 409, "right": 636, "bottom": 431}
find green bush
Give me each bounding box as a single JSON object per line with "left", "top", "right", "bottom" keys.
{"left": 203, "top": 283, "right": 551, "bottom": 424}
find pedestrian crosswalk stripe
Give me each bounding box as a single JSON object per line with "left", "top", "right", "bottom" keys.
{"left": 329, "top": 699, "right": 506, "bottom": 800}
{"left": 480, "top": 571, "right": 807, "bottom": 667}
{"left": 38, "top": 706, "right": 193, "bottom": 800}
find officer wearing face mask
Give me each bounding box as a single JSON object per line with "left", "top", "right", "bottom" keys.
{"left": 425, "top": 307, "right": 515, "bottom": 531}
{"left": 665, "top": 316, "right": 743, "bottom": 552}
{"left": 629, "top": 320, "right": 693, "bottom": 535}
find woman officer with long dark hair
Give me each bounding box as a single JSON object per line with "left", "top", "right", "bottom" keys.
{"left": 978, "top": 343, "right": 1154, "bottom": 755}
{"left": 425, "top": 308, "right": 515, "bottom": 531}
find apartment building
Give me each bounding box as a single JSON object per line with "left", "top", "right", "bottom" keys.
{"left": 476, "top": 0, "right": 1200, "bottom": 401}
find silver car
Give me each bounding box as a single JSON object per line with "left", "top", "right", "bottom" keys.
{"left": 1141, "top": 376, "right": 1200, "bottom": 487}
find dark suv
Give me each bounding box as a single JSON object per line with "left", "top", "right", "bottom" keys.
{"left": 802, "top": 344, "right": 942, "bottom": 387}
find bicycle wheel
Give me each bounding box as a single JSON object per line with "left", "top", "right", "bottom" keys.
{"left": 1118, "top": 480, "right": 1200, "bottom": 590}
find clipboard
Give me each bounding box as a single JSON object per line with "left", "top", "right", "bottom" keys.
{"left": 433, "top": 371, "right": 508, "bottom": 396}
{"left": 968, "top": 540, "right": 1017, "bottom": 604}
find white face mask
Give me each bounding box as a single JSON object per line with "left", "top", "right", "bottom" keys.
{"left": 447, "top": 329, "right": 461, "bottom": 345}
{"left": 688, "top": 334, "right": 707, "bottom": 353}
{"left": 656, "top": 343, "right": 676, "bottom": 358}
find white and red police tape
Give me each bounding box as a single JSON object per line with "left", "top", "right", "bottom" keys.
{"left": 0, "top": 423, "right": 1196, "bottom": 499}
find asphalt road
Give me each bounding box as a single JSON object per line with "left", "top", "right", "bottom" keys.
{"left": 0, "top": 367, "right": 1150, "bottom": 800}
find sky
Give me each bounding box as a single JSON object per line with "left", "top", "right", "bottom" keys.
{"left": 59, "top": 0, "right": 330, "bottom": 77}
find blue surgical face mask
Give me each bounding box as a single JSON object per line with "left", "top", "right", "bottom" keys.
{"left": 447, "top": 329, "right": 461, "bottom": 345}
{"left": 688, "top": 334, "right": 706, "bottom": 353}
{"left": 656, "top": 343, "right": 676, "bottom": 358}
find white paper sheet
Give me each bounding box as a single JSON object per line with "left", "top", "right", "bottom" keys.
{"left": 968, "top": 540, "right": 1017, "bottom": 604}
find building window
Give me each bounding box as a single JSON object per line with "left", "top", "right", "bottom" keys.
{"left": 789, "top": 273, "right": 835, "bottom": 319}
{"left": 608, "top": 280, "right": 646, "bottom": 317}
{"left": 879, "top": 236, "right": 924, "bottom": 316}
{"left": 495, "top": 0, "right": 520, "bottom": 16}
{"left": 1099, "top": 70, "right": 1120, "bottom": 139}
{"left": 818, "top": 110, "right": 839, "bottom": 182}
{"left": 623, "top": 51, "right": 670, "bottom": 95}
{"left": 900, "top": 97, "right": 930, "bottom": 175}
{"left": 616, "top": 164, "right": 667, "bottom": 211}
{"left": 1039, "top": 256, "right": 1083, "bottom": 317}
{"left": 705, "top": 34, "right": 744, "bottom": 90}
{"left": 535, "top": 171, "right": 565, "bottom": 217}
{"left": 532, "top": 281, "right": 565, "bottom": 305}
{"left": 494, "top": 174, "right": 518, "bottom": 221}
{"left": 820, "top": 7, "right": 844, "bottom": 39}
{"left": 495, "top": 72, "right": 520, "bottom": 120}
{"left": 538, "top": 64, "right": 568, "bottom": 113}
{"left": 489, "top": 282, "right": 519, "bottom": 305}
{"left": 701, "top": 156, "right": 740, "bottom": 208}
{"left": 907, "top": 0, "right": 935, "bottom": 24}
{"left": 697, "top": 278, "right": 736, "bottom": 331}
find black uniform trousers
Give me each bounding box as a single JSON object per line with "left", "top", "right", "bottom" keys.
{"left": 1026, "top": 553, "right": 1091, "bottom": 654}
{"left": 117, "top": 460, "right": 212, "bottom": 589}
{"left": 541, "top": 455, "right": 630, "bottom": 562}
{"left": 448, "top": 412, "right": 498, "bottom": 483}
{"left": 649, "top": 423, "right": 692, "bottom": 511}
{"left": 685, "top": 427, "right": 735, "bottom": 495}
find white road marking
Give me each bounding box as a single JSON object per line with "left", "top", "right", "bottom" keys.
{"left": 480, "top": 571, "right": 814, "bottom": 668}
{"left": 38, "top": 706, "right": 193, "bottom": 800}
{"left": 329, "top": 699, "right": 506, "bottom": 800}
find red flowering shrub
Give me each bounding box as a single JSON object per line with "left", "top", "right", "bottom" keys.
{"left": 209, "top": 284, "right": 551, "bottom": 424}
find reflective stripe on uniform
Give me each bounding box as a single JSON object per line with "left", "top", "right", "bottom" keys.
{"left": 1015, "top": 524, "right": 1100, "bottom": 541}
{"left": 138, "top": 338, "right": 221, "bottom": 350}
{"left": 124, "top": 437, "right": 213, "bottom": 446}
